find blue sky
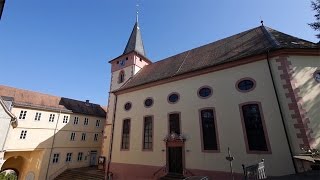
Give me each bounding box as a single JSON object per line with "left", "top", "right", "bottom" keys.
{"left": 0, "top": 0, "right": 318, "bottom": 106}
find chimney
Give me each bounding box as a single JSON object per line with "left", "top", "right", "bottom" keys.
{"left": 85, "top": 100, "right": 90, "bottom": 106}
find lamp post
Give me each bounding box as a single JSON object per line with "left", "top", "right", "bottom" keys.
{"left": 225, "top": 147, "right": 235, "bottom": 180}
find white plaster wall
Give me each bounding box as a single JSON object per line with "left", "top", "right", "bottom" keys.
{"left": 110, "top": 59, "right": 295, "bottom": 176}
{"left": 0, "top": 106, "right": 11, "bottom": 151}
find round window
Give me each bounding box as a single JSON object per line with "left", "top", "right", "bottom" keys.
{"left": 144, "top": 98, "right": 153, "bottom": 108}
{"left": 168, "top": 93, "right": 180, "bottom": 104}
{"left": 237, "top": 78, "right": 256, "bottom": 92}
{"left": 314, "top": 71, "right": 320, "bottom": 83}
{"left": 198, "top": 86, "right": 212, "bottom": 98}
{"left": 124, "top": 102, "right": 132, "bottom": 111}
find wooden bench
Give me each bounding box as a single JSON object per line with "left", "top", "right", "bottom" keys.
{"left": 242, "top": 159, "right": 267, "bottom": 180}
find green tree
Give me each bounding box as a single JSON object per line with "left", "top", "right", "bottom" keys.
{"left": 0, "top": 171, "right": 17, "bottom": 180}
{"left": 309, "top": 0, "right": 320, "bottom": 38}
{"left": 0, "top": 172, "right": 6, "bottom": 180}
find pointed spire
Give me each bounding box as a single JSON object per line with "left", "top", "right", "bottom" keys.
{"left": 123, "top": 1, "right": 145, "bottom": 56}
{"left": 123, "top": 20, "right": 146, "bottom": 56}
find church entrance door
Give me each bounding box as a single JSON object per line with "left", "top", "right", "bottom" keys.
{"left": 168, "top": 146, "right": 183, "bottom": 175}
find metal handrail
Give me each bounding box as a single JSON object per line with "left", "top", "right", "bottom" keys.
{"left": 48, "top": 163, "right": 68, "bottom": 180}
{"left": 153, "top": 165, "right": 166, "bottom": 176}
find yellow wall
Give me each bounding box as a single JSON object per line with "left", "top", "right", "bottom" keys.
{"left": 109, "top": 59, "right": 295, "bottom": 176}
{"left": 2, "top": 107, "right": 105, "bottom": 180}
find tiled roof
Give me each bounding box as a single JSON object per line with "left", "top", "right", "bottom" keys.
{"left": 0, "top": 85, "right": 106, "bottom": 117}
{"left": 116, "top": 26, "right": 319, "bottom": 92}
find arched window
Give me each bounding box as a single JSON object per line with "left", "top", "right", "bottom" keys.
{"left": 118, "top": 71, "right": 125, "bottom": 83}
{"left": 239, "top": 102, "right": 270, "bottom": 153}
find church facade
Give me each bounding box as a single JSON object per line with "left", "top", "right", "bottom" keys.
{"left": 101, "top": 21, "right": 320, "bottom": 179}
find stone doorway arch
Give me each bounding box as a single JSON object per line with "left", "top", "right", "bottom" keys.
{"left": 1, "top": 156, "right": 26, "bottom": 179}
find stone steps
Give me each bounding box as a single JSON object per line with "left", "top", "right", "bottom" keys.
{"left": 54, "top": 167, "right": 104, "bottom": 180}
{"left": 159, "top": 173, "right": 186, "bottom": 180}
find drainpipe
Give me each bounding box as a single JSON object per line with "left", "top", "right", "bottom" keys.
{"left": 106, "top": 94, "right": 118, "bottom": 180}
{"left": 45, "top": 110, "right": 62, "bottom": 180}
{"left": 1, "top": 99, "right": 16, "bottom": 160}
{"left": 266, "top": 50, "right": 297, "bottom": 173}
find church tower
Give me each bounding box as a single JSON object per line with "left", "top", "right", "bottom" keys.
{"left": 108, "top": 20, "right": 151, "bottom": 91}
{"left": 101, "top": 19, "right": 151, "bottom": 167}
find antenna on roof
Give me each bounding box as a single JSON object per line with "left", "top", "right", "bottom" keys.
{"left": 136, "top": 0, "right": 139, "bottom": 23}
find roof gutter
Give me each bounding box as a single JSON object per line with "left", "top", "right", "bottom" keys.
{"left": 266, "top": 50, "right": 297, "bottom": 173}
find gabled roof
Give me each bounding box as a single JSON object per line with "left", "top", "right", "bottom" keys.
{"left": 0, "top": 85, "right": 106, "bottom": 118}
{"left": 115, "top": 26, "right": 319, "bottom": 93}
{"left": 123, "top": 22, "right": 146, "bottom": 56}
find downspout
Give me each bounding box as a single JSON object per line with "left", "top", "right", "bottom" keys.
{"left": 1, "top": 98, "right": 16, "bottom": 152}
{"left": 106, "top": 94, "right": 118, "bottom": 180}
{"left": 266, "top": 50, "right": 297, "bottom": 173}
{"left": 45, "top": 110, "right": 62, "bottom": 180}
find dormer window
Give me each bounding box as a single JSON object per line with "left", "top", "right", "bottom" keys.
{"left": 118, "top": 71, "right": 125, "bottom": 83}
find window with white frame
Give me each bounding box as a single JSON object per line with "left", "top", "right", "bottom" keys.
{"left": 84, "top": 118, "right": 89, "bottom": 125}
{"left": 49, "top": 114, "right": 55, "bottom": 122}
{"left": 81, "top": 133, "right": 86, "bottom": 141}
{"left": 77, "top": 152, "right": 83, "bottom": 161}
{"left": 20, "top": 130, "right": 27, "bottom": 139}
{"left": 74, "top": 117, "right": 79, "bottom": 125}
{"left": 52, "top": 153, "right": 60, "bottom": 164}
{"left": 34, "top": 112, "right": 41, "bottom": 121}
{"left": 66, "top": 153, "right": 72, "bottom": 162}
{"left": 94, "top": 134, "right": 98, "bottom": 141}
{"left": 63, "top": 116, "right": 68, "bottom": 123}
{"left": 96, "top": 119, "right": 101, "bottom": 127}
{"left": 19, "top": 110, "right": 27, "bottom": 120}
{"left": 70, "top": 132, "right": 76, "bottom": 141}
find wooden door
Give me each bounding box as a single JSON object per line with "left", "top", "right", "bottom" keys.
{"left": 168, "top": 147, "right": 183, "bottom": 174}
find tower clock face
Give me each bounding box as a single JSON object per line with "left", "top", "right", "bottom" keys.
{"left": 120, "top": 60, "right": 125, "bottom": 66}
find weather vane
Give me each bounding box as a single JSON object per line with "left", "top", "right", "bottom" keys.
{"left": 136, "top": 0, "right": 139, "bottom": 23}
{"left": 260, "top": 16, "right": 264, "bottom": 26}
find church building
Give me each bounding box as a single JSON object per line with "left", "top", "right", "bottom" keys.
{"left": 101, "top": 19, "right": 320, "bottom": 179}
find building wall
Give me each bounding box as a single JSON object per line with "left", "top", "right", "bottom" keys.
{"left": 0, "top": 104, "right": 11, "bottom": 151}
{"left": 289, "top": 56, "right": 320, "bottom": 150}
{"left": 109, "top": 59, "right": 295, "bottom": 178}
{"left": 1, "top": 106, "right": 105, "bottom": 180}
{"left": 270, "top": 55, "right": 320, "bottom": 154}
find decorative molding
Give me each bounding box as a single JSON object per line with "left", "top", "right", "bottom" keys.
{"left": 163, "top": 132, "right": 186, "bottom": 143}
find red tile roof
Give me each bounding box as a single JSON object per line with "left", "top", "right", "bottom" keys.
{"left": 0, "top": 85, "right": 106, "bottom": 117}
{"left": 115, "top": 26, "right": 319, "bottom": 92}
